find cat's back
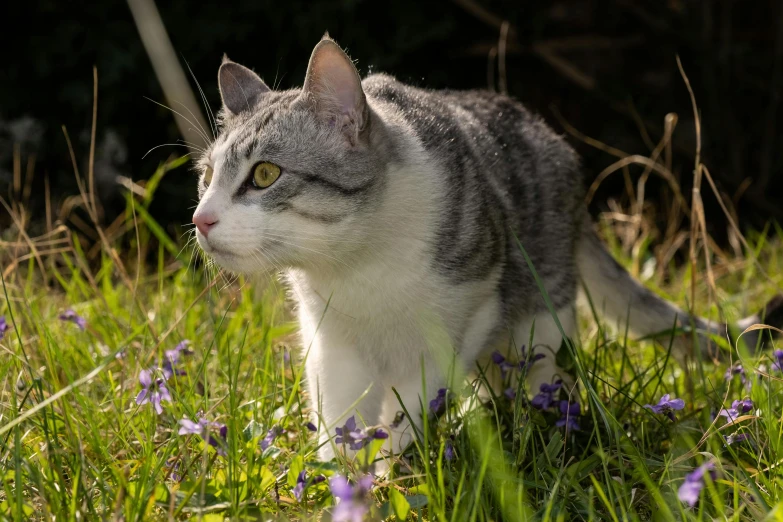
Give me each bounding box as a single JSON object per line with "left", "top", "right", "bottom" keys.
{"left": 364, "top": 73, "right": 583, "bottom": 234}
{"left": 363, "top": 74, "right": 582, "bottom": 200}
{"left": 364, "top": 74, "right": 585, "bottom": 313}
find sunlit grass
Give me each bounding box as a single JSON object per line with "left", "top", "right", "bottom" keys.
{"left": 1, "top": 153, "right": 782, "bottom": 520}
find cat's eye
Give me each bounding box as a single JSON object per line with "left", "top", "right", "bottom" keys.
{"left": 203, "top": 166, "right": 214, "bottom": 187}
{"left": 252, "top": 162, "right": 281, "bottom": 189}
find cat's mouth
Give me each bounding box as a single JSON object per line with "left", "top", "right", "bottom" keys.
{"left": 197, "top": 235, "right": 236, "bottom": 260}
{"left": 199, "top": 241, "right": 236, "bottom": 260}
{"left": 197, "top": 237, "right": 261, "bottom": 274}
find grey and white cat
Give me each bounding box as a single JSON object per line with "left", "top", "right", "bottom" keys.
{"left": 193, "top": 36, "right": 781, "bottom": 464}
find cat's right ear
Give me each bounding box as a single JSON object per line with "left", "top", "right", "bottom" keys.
{"left": 302, "top": 38, "right": 368, "bottom": 146}
{"left": 218, "top": 59, "right": 270, "bottom": 115}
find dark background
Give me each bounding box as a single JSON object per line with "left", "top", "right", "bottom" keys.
{"left": 2, "top": 0, "right": 782, "bottom": 244}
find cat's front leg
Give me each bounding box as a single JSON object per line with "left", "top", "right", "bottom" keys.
{"left": 377, "top": 367, "right": 446, "bottom": 473}
{"left": 304, "top": 341, "right": 385, "bottom": 462}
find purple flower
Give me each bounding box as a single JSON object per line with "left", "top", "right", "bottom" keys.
{"left": 504, "top": 387, "right": 516, "bottom": 400}
{"left": 429, "top": 388, "right": 447, "bottom": 415}
{"left": 724, "top": 363, "right": 749, "bottom": 389}
{"left": 724, "top": 432, "right": 750, "bottom": 445}
{"left": 772, "top": 350, "right": 783, "bottom": 372}
{"left": 335, "top": 416, "right": 366, "bottom": 451}
{"left": 555, "top": 400, "right": 581, "bottom": 431}
{"left": 444, "top": 439, "right": 455, "bottom": 461}
{"left": 329, "top": 474, "right": 373, "bottom": 522}
{"left": 678, "top": 462, "right": 716, "bottom": 507}
{"left": 491, "top": 347, "right": 544, "bottom": 379}
{"left": 0, "top": 316, "right": 9, "bottom": 340}
{"left": 371, "top": 428, "right": 388, "bottom": 440}
{"left": 59, "top": 309, "right": 86, "bottom": 330}
{"left": 531, "top": 381, "right": 562, "bottom": 410}
{"left": 718, "top": 398, "right": 754, "bottom": 423}
{"left": 491, "top": 351, "right": 515, "bottom": 379}
{"left": 165, "top": 460, "right": 182, "bottom": 482}
{"left": 334, "top": 418, "right": 387, "bottom": 451}
{"left": 162, "top": 340, "right": 193, "bottom": 379}
{"left": 519, "top": 351, "right": 546, "bottom": 371}
{"left": 644, "top": 394, "right": 685, "bottom": 421}
{"left": 305, "top": 421, "right": 317, "bottom": 432}
{"left": 178, "top": 416, "right": 228, "bottom": 456}
{"left": 178, "top": 417, "right": 209, "bottom": 435}
{"left": 135, "top": 369, "right": 171, "bottom": 414}
{"left": 261, "top": 425, "right": 285, "bottom": 450}
{"left": 294, "top": 470, "right": 325, "bottom": 502}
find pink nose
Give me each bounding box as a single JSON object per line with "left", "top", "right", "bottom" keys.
{"left": 193, "top": 212, "right": 218, "bottom": 237}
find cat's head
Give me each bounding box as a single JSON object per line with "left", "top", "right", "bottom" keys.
{"left": 192, "top": 37, "right": 386, "bottom": 275}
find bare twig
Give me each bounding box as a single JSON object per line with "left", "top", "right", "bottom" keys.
{"left": 498, "top": 21, "right": 510, "bottom": 94}
{"left": 450, "top": 0, "right": 516, "bottom": 38}
{"left": 486, "top": 46, "right": 497, "bottom": 92}
{"left": 88, "top": 67, "right": 102, "bottom": 221}
{"left": 126, "top": 0, "right": 209, "bottom": 149}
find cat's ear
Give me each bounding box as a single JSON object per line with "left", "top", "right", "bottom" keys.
{"left": 302, "top": 37, "right": 368, "bottom": 145}
{"left": 218, "top": 58, "right": 270, "bottom": 115}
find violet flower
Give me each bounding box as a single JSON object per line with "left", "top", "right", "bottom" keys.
{"left": 678, "top": 462, "right": 716, "bottom": 507}
{"left": 135, "top": 369, "right": 171, "bottom": 414}
{"left": 329, "top": 474, "right": 373, "bottom": 522}
{"left": 644, "top": 394, "right": 685, "bottom": 421}
{"left": 335, "top": 416, "right": 367, "bottom": 451}
{"left": 520, "top": 351, "right": 546, "bottom": 371}
{"left": 491, "top": 347, "right": 545, "bottom": 380}
{"left": 429, "top": 388, "right": 447, "bottom": 415}
{"left": 723, "top": 363, "right": 749, "bottom": 389}
{"left": 724, "top": 432, "right": 750, "bottom": 445}
{"left": 162, "top": 340, "right": 193, "bottom": 379}
{"left": 531, "top": 381, "right": 562, "bottom": 410}
{"left": 334, "top": 417, "right": 387, "bottom": 450}
{"left": 305, "top": 421, "right": 317, "bottom": 432}
{"left": 491, "top": 351, "right": 516, "bottom": 379}
{"left": 261, "top": 425, "right": 285, "bottom": 450}
{"left": 371, "top": 428, "right": 388, "bottom": 440}
{"left": 178, "top": 416, "right": 228, "bottom": 456}
{"left": 555, "top": 400, "right": 580, "bottom": 431}
{"left": 0, "top": 316, "right": 9, "bottom": 340}
{"left": 772, "top": 350, "right": 783, "bottom": 372}
{"left": 166, "top": 460, "right": 182, "bottom": 482}
{"left": 444, "top": 439, "right": 455, "bottom": 461}
{"left": 294, "top": 470, "right": 325, "bottom": 502}
{"left": 59, "top": 309, "right": 86, "bottom": 330}
{"left": 504, "top": 387, "right": 517, "bottom": 400}
{"left": 718, "top": 398, "right": 754, "bottom": 423}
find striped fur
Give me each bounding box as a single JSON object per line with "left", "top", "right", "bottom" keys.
{"left": 193, "top": 38, "right": 781, "bottom": 467}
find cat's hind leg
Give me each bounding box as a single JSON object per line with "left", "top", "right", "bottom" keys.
{"left": 514, "top": 305, "right": 578, "bottom": 397}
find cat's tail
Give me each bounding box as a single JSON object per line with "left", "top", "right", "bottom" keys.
{"left": 576, "top": 225, "right": 783, "bottom": 358}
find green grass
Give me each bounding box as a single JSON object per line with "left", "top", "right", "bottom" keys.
{"left": 1, "top": 160, "right": 783, "bottom": 521}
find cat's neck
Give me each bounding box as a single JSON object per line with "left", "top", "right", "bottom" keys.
{"left": 286, "top": 157, "right": 440, "bottom": 320}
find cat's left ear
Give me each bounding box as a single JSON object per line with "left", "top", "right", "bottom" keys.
{"left": 302, "top": 37, "right": 368, "bottom": 145}
{"left": 218, "top": 58, "right": 271, "bottom": 115}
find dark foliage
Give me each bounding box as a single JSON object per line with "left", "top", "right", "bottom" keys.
{"left": 2, "top": 0, "right": 782, "bottom": 243}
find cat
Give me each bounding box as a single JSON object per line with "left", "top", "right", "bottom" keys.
{"left": 192, "top": 35, "right": 782, "bottom": 466}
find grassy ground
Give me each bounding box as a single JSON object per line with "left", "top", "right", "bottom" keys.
{"left": 1, "top": 155, "right": 782, "bottom": 521}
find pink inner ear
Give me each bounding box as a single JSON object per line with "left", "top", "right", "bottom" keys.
{"left": 321, "top": 63, "right": 361, "bottom": 115}
{"left": 307, "top": 44, "right": 364, "bottom": 118}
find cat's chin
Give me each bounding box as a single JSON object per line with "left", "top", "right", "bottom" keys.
{"left": 201, "top": 247, "right": 281, "bottom": 276}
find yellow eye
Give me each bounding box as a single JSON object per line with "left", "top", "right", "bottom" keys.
{"left": 252, "top": 162, "right": 281, "bottom": 189}
{"left": 203, "top": 166, "right": 213, "bottom": 187}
